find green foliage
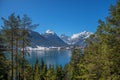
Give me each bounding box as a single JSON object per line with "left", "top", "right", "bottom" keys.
{"left": 0, "top": 35, "right": 9, "bottom": 80}
{"left": 78, "top": 1, "right": 120, "bottom": 79}
{"left": 0, "top": 13, "right": 38, "bottom": 80}
{"left": 0, "top": 1, "right": 120, "bottom": 79}
{"left": 55, "top": 65, "right": 65, "bottom": 80}
{"left": 63, "top": 1, "right": 120, "bottom": 80}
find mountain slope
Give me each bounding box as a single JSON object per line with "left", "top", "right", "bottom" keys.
{"left": 60, "top": 31, "right": 93, "bottom": 46}
{"left": 29, "top": 31, "right": 48, "bottom": 47}
{"left": 60, "top": 34, "right": 71, "bottom": 44}
{"left": 29, "top": 30, "right": 67, "bottom": 47}
{"left": 42, "top": 30, "right": 68, "bottom": 47}
{"left": 29, "top": 30, "right": 92, "bottom": 47}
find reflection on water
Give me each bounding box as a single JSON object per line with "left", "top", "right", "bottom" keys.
{"left": 26, "top": 50, "right": 72, "bottom": 67}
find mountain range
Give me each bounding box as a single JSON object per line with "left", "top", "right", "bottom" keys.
{"left": 60, "top": 31, "right": 93, "bottom": 46}
{"left": 29, "top": 30, "right": 93, "bottom": 48}
{"left": 29, "top": 30, "right": 68, "bottom": 47}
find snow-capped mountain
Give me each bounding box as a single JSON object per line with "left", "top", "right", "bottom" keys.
{"left": 29, "top": 31, "right": 48, "bottom": 47}
{"left": 29, "top": 30, "right": 67, "bottom": 47}
{"left": 60, "top": 31, "right": 93, "bottom": 46}
{"left": 45, "top": 29, "right": 55, "bottom": 35}
{"left": 42, "top": 30, "right": 68, "bottom": 47}
{"left": 28, "top": 30, "right": 92, "bottom": 48}
{"left": 60, "top": 34, "right": 70, "bottom": 43}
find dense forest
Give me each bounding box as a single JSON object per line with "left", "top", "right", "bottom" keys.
{"left": 0, "top": 1, "right": 120, "bottom": 80}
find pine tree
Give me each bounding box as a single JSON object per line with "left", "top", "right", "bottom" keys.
{"left": 33, "top": 59, "right": 40, "bottom": 80}
{"left": 20, "top": 14, "right": 38, "bottom": 80}
{"left": 0, "top": 33, "right": 9, "bottom": 80}
{"left": 1, "top": 13, "right": 38, "bottom": 80}
{"left": 81, "top": 1, "right": 120, "bottom": 79}
{"left": 1, "top": 13, "right": 20, "bottom": 80}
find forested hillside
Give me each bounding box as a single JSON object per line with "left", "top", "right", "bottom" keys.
{"left": 0, "top": 0, "right": 120, "bottom": 80}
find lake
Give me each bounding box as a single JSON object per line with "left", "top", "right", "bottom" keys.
{"left": 26, "top": 50, "right": 72, "bottom": 67}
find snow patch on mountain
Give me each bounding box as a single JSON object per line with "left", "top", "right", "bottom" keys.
{"left": 29, "top": 30, "right": 93, "bottom": 48}
{"left": 60, "top": 31, "right": 93, "bottom": 46}
{"left": 60, "top": 34, "right": 70, "bottom": 44}
{"left": 71, "top": 31, "right": 92, "bottom": 39}
{"left": 45, "top": 29, "right": 55, "bottom": 35}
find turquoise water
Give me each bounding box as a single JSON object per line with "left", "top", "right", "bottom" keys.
{"left": 26, "top": 50, "right": 72, "bottom": 67}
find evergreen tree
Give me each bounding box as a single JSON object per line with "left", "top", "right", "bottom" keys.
{"left": 67, "top": 47, "right": 83, "bottom": 80}
{"left": 1, "top": 13, "right": 20, "bottom": 80}
{"left": 55, "top": 65, "right": 65, "bottom": 80}
{"left": 33, "top": 59, "right": 40, "bottom": 80}
{"left": 1, "top": 13, "right": 38, "bottom": 80}
{"left": 20, "top": 14, "right": 38, "bottom": 80}
{"left": 0, "top": 34, "right": 9, "bottom": 80}
{"left": 81, "top": 1, "right": 120, "bottom": 79}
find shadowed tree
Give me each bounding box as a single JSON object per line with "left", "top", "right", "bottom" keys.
{"left": 1, "top": 13, "right": 20, "bottom": 80}
{"left": 20, "top": 15, "right": 38, "bottom": 80}
{"left": 1, "top": 13, "right": 38, "bottom": 80}
{"left": 0, "top": 34, "right": 9, "bottom": 80}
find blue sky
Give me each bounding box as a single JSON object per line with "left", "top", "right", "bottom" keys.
{"left": 0, "top": 0, "right": 116, "bottom": 36}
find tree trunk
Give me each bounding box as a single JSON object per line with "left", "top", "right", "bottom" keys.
{"left": 11, "top": 31, "right": 14, "bottom": 80}
{"left": 16, "top": 39, "right": 18, "bottom": 80}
